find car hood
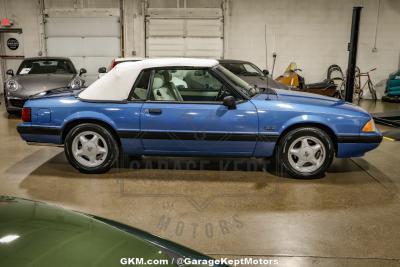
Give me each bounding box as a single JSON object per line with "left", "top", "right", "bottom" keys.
{"left": 0, "top": 196, "right": 226, "bottom": 267}
{"left": 252, "top": 89, "right": 370, "bottom": 117}
{"left": 239, "top": 75, "right": 289, "bottom": 90}
{"left": 10, "top": 74, "right": 75, "bottom": 98}
{"left": 274, "top": 88, "right": 341, "bottom": 102}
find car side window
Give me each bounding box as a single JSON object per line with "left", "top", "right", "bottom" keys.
{"left": 243, "top": 64, "right": 261, "bottom": 75}
{"left": 130, "top": 70, "right": 151, "bottom": 100}
{"left": 150, "top": 68, "right": 234, "bottom": 102}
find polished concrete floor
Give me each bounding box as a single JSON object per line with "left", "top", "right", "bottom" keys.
{"left": 1, "top": 100, "right": 400, "bottom": 266}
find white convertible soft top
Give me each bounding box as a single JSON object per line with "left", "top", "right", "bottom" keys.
{"left": 79, "top": 58, "right": 219, "bottom": 101}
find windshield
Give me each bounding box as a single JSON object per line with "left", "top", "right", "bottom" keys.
{"left": 17, "top": 59, "right": 77, "bottom": 75}
{"left": 221, "top": 62, "right": 264, "bottom": 77}
{"left": 215, "top": 65, "right": 258, "bottom": 97}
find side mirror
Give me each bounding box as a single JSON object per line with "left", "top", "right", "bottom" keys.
{"left": 262, "top": 69, "right": 269, "bottom": 76}
{"left": 98, "top": 67, "right": 107, "bottom": 73}
{"left": 223, "top": 96, "right": 236, "bottom": 110}
{"left": 6, "top": 69, "right": 14, "bottom": 76}
{"left": 79, "top": 68, "right": 87, "bottom": 76}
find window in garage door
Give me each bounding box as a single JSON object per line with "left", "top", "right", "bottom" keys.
{"left": 145, "top": 0, "right": 223, "bottom": 59}
{"left": 44, "top": 16, "right": 121, "bottom": 85}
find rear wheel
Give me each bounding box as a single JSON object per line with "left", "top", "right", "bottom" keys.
{"left": 274, "top": 127, "right": 334, "bottom": 179}
{"left": 64, "top": 123, "right": 119, "bottom": 174}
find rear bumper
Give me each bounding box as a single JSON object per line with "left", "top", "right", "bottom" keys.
{"left": 17, "top": 124, "right": 62, "bottom": 144}
{"left": 336, "top": 134, "right": 383, "bottom": 157}
{"left": 17, "top": 125, "right": 61, "bottom": 135}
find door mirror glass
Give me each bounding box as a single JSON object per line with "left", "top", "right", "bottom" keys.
{"left": 79, "top": 68, "right": 87, "bottom": 76}
{"left": 6, "top": 69, "right": 14, "bottom": 76}
{"left": 98, "top": 67, "right": 107, "bottom": 73}
{"left": 223, "top": 96, "right": 236, "bottom": 109}
{"left": 262, "top": 69, "right": 269, "bottom": 76}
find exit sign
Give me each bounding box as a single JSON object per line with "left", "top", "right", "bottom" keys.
{"left": 1, "top": 18, "right": 14, "bottom": 27}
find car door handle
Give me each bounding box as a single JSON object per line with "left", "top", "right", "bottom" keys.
{"left": 148, "top": 108, "right": 162, "bottom": 115}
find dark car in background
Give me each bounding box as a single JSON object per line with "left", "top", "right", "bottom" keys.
{"left": 3, "top": 57, "right": 86, "bottom": 114}
{"left": 219, "top": 59, "right": 288, "bottom": 91}
{"left": 0, "top": 195, "right": 228, "bottom": 267}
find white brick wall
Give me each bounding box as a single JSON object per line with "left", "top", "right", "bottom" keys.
{"left": 225, "top": 0, "right": 400, "bottom": 97}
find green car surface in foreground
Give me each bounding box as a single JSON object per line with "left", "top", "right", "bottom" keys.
{"left": 0, "top": 196, "right": 227, "bottom": 267}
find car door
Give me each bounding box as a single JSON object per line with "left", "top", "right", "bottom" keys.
{"left": 140, "top": 68, "right": 259, "bottom": 156}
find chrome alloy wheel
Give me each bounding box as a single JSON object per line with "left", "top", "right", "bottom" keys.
{"left": 71, "top": 131, "right": 108, "bottom": 168}
{"left": 287, "top": 136, "right": 326, "bottom": 173}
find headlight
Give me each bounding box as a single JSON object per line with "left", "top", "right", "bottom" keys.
{"left": 6, "top": 79, "right": 20, "bottom": 92}
{"left": 362, "top": 118, "right": 377, "bottom": 132}
{"left": 70, "top": 78, "right": 82, "bottom": 89}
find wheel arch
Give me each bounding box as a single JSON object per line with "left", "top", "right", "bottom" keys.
{"left": 277, "top": 122, "right": 338, "bottom": 153}
{"left": 61, "top": 118, "right": 121, "bottom": 147}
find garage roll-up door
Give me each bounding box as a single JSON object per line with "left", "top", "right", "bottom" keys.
{"left": 45, "top": 16, "right": 121, "bottom": 84}
{"left": 146, "top": 9, "right": 223, "bottom": 58}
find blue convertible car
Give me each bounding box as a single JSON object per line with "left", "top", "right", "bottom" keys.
{"left": 17, "top": 58, "right": 382, "bottom": 178}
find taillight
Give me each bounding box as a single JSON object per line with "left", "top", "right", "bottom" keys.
{"left": 21, "top": 107, "right": 31, "bottom": 122}
{"left": 110, "top": 59, "right": 116, "bottom": 69}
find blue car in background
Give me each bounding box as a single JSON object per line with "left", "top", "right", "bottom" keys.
{"left": 17, "top": 58, "right": 382, "bottom": 178}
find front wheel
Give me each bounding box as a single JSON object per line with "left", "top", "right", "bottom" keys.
{"left": 64, "top": 123, "right": 119, "bottom": 174}
{"left": 274, "top": 127, "right": 334, "bottom": 179}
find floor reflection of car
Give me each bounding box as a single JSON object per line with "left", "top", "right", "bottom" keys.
{"left": 0, "top": 196, "right": 228, "bottom": 267}
{"left": 3, "top": 57, "right": 86, "bottom": 114}
{"left": 17, "top": 58, "right": 382, "bottom": 178}
{"left": 219, "top": 59, "right": 288, "bottom": 91}
{"left": 97, "top": 57, "right": 144, "bottom": 79}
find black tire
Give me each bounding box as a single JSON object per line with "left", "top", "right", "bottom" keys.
{"left": 327, "top": 64, "right": 344, "bottom": 81}
{"left": 64, "top": 123, "right": 119, "bottom": 174}
{"left": 274, "top": 127, "right": 334, "bottom": 179}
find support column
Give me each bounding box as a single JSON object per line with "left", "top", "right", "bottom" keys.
{"left": 345, "top": 6, "right": 363, "bottom": 103}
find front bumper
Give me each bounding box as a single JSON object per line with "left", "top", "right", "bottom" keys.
{"left": 336, "top": 134, "right": 383, "bottom": 157}
{"left": 5, "top": 96, "right": 27, "bottom": 110}
{"left": 337, "top": 135, "right": 383, "bottom": 144}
